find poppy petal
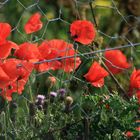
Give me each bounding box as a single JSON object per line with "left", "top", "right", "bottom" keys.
{"left": 0, "top": 22, "right": 11, "bottom": 44}
{"left": 105, "top": 50, "right": 131, "bottom": 74}
{"left": 91, "top": 78, "right": 104, "bottom": 87}
{"left": 84, "top": 61, "right": 109, "bottom": 87}
{"left": 0, "top": 41, "right": 19, "bottom": 59}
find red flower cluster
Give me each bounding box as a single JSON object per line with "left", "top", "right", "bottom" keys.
{"left": 14, "top": 39, "right": 81, "bottom": 73}
{"left": 70, "top": 20, "right": 96, "bottom": 45}
{"left": 0, "top": 12, "right": 138, "bottom": 103}
{"left": 84, "top": 61, "right": 109, "bottom": 87}
{"left": 105, "top": 50, "right": 131, "bottom": 74}
{"left": 0, "top": 13, "right": 87, "bottom": 100}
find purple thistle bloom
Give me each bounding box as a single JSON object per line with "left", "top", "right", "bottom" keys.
{"left": 50, "top": 92, "right": 57, "bottom": 97}
{"left": 57, "top": 88, "right": 66, "bottom": 96}
{"left": 36, "top": 95, "right": 45, "bottom": 105}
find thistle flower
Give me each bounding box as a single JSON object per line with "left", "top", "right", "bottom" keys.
{"left": 50, "top": 91, "right": 57, "bottom": 103}
{"left": 35, "top": 95, "right": 45, "bottom": 105}
{"left": 50, "top": 91, "right": 57, "bottom": 97}
{"left": 57, "top": 88, "right": 66, "bottom": 100}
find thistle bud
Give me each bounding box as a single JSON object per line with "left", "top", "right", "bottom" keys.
{"left": 57, "top": 88, "right": 66, "bottom": 100}
{"left": 65, "top": 96, "right": 73, "bottom": 106}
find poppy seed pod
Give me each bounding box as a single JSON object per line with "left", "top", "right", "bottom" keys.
{"left": 48, "top": 76, "right": 56, "bottom": 85}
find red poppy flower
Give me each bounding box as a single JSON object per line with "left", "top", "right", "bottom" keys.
{"left": 24, "top": 12, "right": 43, "bottom": 34}
{"left": 37, "top": 39, "right": 81, "bottom": 72}
{"left": 125, "top": 131, "right": 133, "bottom": 137}
{"left": 128, "top": 69, "right": 140, "bottom": 97}
{"left": 0, "top": 22, "right": 11, "bottom": 45}
{"left": 70, "top": 20, "right": 96, "bottom": 45}
{"left": 84, "top": 61, "right": 109, "bottom": 87}
{"left": 136, "top": 126, "right": 140, "bottom": 131}
{"left": 130, "top": 69, "right": 140, "bottom": 90}
{"left": 0, "top": 59, "right": 34, "bottom": 101}
{"left": 105, "top": 50, "right": 131, "bottom": 74}
{"left": 14, "top": 42, "right": 42, "bottom": 62}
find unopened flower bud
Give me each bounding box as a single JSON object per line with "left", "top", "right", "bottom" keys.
{"left": 46, "top": 76, "right": 56, "bottom": 88}
{"left": 65, "top": 96, "right": 73, "bottom": 106}
{"left": 64, "top": 96, "right": 73, "bottom": 113}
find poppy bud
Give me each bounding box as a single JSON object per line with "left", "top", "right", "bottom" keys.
{"left": 105, "top": 104, "right": 110, "bottom": 110}
{"left": 45, "top": 76, "right": 56, "bottom": 88}
{"left": 136, "top": 127, "right": 140, "bottom": 131}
